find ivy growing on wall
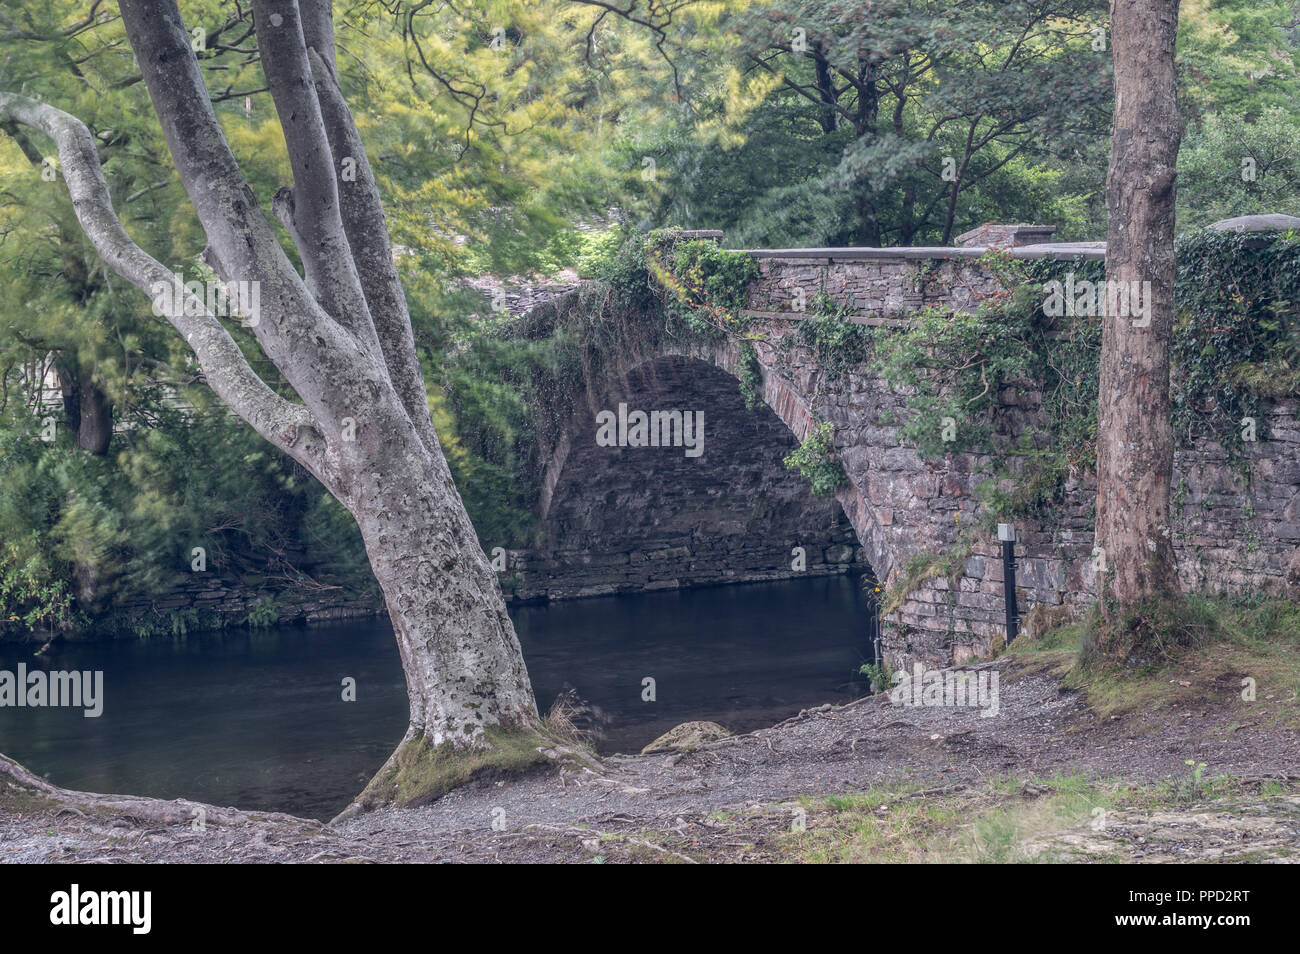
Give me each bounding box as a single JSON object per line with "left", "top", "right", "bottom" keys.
{"left": 867, "top": 229, "right": 1297, "bottom": 523}
{"left": 795, "top": 293, "right": 872, "bottom": 381}
{"left": 644, "top": 231, "right": 761, "bottom": 340}
{"left": 1172, "top": 228, "right": 1300, "bottom": 445}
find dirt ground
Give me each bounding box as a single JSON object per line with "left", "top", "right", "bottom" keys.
{"left": 3, "top": 656, "right": 1298, "bottom": 863}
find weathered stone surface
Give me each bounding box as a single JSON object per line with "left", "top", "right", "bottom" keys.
{"left": 955, "top": 223, "right": 1057, "bottom": 248}
{"left": 95, "top": 575, "right": 385, "bottom": 637}
{"left": 509, "top": 354, "right": 867, "bottom": 601}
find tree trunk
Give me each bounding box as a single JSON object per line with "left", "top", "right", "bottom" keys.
{"left": 348, "top": 435, "right": 537, "bottom": 746}
{"left": 811, "top": 45, "right": 838, "bottom": 135}
{"left": 335, "top": 434, "right": 553, "bottom": 814}
{"left": 1095, "top": 0, "right": 1182, "bottom": 608}
{"left": 56, "top": 358, "right": 114, "bottom": 455}
{"left": 1, "top": 0, "right": 552, "bottom": 812}
{"left": 74, "top": 377, "right": 113, "bottom": 455}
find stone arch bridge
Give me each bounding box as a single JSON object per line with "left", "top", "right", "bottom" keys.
{"left": 502, "top": 224, "right": 1300, "bottom": 668}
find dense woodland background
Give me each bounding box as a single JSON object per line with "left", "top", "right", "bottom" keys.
{"left": 1, "top": 0, "right": 1298, "bottom": 637}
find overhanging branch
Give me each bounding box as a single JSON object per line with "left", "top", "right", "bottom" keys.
{"left": 0, "top": 90, "right": 325, "bottom": 469}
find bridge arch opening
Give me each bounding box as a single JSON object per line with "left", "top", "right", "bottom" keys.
{"left": 526, "top": 353, "right": 876, "bottom": 602}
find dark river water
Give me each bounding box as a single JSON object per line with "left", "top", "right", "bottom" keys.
{"left": 0, "top": 575, "right": 874, "bottom": 820}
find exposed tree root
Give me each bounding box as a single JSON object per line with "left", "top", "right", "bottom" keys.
{"left": 339, "top": 722, "right": 602, "bottom": 821}
{"left": 0, "top": 753, "right": 316, "bottom": 830}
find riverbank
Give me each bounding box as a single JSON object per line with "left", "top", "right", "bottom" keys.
{"left": 4, "top": 645, "right": 1297, "bottom": 863}
{"left": 4, "top": 563, "right": 870, "bottom": 646}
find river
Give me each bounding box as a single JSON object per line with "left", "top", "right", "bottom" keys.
{"left": 0, "top": 574, "right": 874, "bottom": 820}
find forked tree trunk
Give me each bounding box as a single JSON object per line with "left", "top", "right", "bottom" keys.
{"left": 0, "top": 0, "right": 549, "bottom": 811}
{"left": 1094, "top": 0, "right": 1182, "bottom": 609}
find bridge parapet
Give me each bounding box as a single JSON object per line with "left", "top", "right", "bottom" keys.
{"left": 733, "top": 226, "right": 1103, "bottom": 327}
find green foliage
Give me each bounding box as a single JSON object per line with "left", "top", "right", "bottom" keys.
{"left": 646, "top": 233, "right": 760, "bottom": 339}
{"left": 858, "top": 660, "right": 893, "bottom": 695}
{"left": 0, "top": 535, "right": 81, "bottom": 636}
{"left": 4, "top": 0, "right": 1298, "bottom": 640}
{"left": 736, "top": 341, "right": 763, "bottom": 410}
{"left": 865, "top": 236, "right": 1297, "bottom": 523}
{"left": 1079, "top": 593, "right": 1222, "bottom": 666}
{"left": 872, "top": 255, "right": 1087, "bottom": 467}
{"left": 783, "top": 422, "right": 847, "bottom": 497}
{"left": 1176, "top": 0, "right": 1300, "bottom": 123}
{"left": 636, "top": 0, "right": 1114, "bottom": 246}
{"left": 880, "top": 544, "right": 971, "bottom": 617}
{"left": 1177, "top": 109, "right": 1300, "bottom": 229}
{"left": 1172, "top": 227, "right": 1300, "bottom": 446}
{"left": 0, "top": 399, "right": 374, "bottom": 636}
{"left": 438, "top": 228, "right": 767, "bottom": 546}
{"left": 1176, "top": 760, "right": 1210, "bottom": 804}
{"left": 796, "top": 294, "right": 872, "bottom": 381}
{"left": 245, "top": 596, "right": 280, "bottom": 629}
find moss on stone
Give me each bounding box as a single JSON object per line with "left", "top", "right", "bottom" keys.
{"left": 881, "top": 543, "right": 971, "bottom": 617}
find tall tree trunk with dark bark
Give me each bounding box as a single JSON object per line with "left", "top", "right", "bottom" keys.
{"left": 0, "top": 0, "right": 555, "bottom": 811}
{"left": 1095, "top": 0, "right": 1182, "bottom": 610}
{"left": 56, "top": 359, "right": 114, "bottom": 455}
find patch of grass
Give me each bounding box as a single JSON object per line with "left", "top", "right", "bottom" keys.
{"left": 778, "top": 773, "right": 1297, "bottom": 864}
{"left": 577, "top": 775, "right": 1300, "bottom": 863}
{"left": 773, "top": 775, "right": 1124, "bottom": 863}
{"left": 1080, "top": 593, "right": 1222, "bottom": 665}
{"left": 1006, "top": 619, "right": 1083, "bottom": 655}
{"left": 1018, "top": 595, "right": 1300, "bottom": 731}
{"left": 950, "top": 774, "right": 1119, "bottom": 863}
{"left": 0, "top": 780, "right": 58, "bottom": 815}
{"left": 881, "top": 544, "right": 971, "bottom": 617}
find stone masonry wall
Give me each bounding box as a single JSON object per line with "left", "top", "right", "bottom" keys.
{"left": 528, "top": 237, "right": 1298, "bottom": 669}
{"left": 741, "top": 250, "right": 1299, "bottom": 669}
{"left": 744, "top": 248, "right": 1004, "bottom": 319}
{"left": 59, "top": 573, "right": 385, "bottom": 641}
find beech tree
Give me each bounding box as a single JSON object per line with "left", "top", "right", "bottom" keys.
{"left": 0, "top": 0, "right": 548, "bottom": 805}
{"left": 1094, "top": 0, "right": 1182, "bottom": 611}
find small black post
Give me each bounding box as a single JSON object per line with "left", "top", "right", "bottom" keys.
{"left": 866, "top": 578, "right": 882, "bottom": 665}
{"left": 998, "top": 523, "right": 1019, "bottom": 647}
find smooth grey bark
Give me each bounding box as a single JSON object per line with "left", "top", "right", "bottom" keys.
{"left": 1095, "top": 0, "right": 1182, "bottom": 608}
{"left": 0, "top": 0, "right": 538, "bottom": 761}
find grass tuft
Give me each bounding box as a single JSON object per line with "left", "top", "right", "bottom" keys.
{"left": 1079, "top": 593, "right": 1221, "bottom": 666}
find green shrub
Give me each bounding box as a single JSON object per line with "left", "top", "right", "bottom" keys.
{"left": 783, "top": 422, "right": 847, "bottom": 496}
